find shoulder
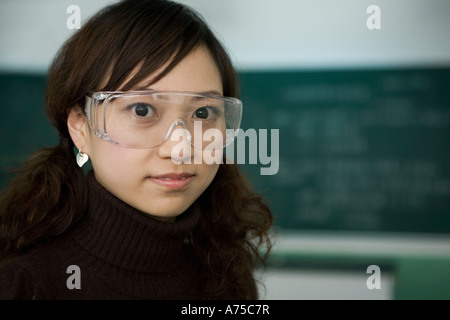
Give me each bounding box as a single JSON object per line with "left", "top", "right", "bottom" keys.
{"left": 0, "top": 253, "right": 50, "bottom": 299}
{"left": 0, "top": 239, "right": 71, "bottom": 300}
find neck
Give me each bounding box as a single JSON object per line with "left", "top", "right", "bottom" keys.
{"left": 71, "top": 171, "right": 201, "bottom": 273}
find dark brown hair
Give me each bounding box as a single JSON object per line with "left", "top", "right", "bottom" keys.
{"left": 0, "top": 0, "right": 272, "bottom": 299}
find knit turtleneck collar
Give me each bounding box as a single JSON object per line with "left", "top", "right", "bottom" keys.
{"left": 71, "top": 172, "right": 201, "bottom": 274}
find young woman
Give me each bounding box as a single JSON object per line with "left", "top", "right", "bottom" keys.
{"left": 0, "top": 0, "right": 272, "bottom": 299}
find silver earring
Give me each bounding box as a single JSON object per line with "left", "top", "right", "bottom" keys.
{"left": 76, "top": 149, "right": 89, "bottom": 167}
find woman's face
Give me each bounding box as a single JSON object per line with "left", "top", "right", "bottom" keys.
{"left": 81, "top": 46, "right": 222, "bottom": 221}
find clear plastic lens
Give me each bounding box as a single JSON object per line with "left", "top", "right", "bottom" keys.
{"left": 85, "top": 91, "right": 242, "bottom": 149}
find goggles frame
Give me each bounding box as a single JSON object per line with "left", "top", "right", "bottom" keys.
{"left": 84, "top": 90, "right": 243, "bottom": 149}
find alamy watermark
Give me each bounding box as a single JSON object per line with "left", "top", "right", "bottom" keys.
{"left": 67, "top": 4, "right": 381, "bottom": 31}
{"left": 366, "top": 265, "right": 382, "bottom": 290}
{"left": 169, "top": 123, "right": 280, "bottom": 176}
{"left": 66, "top": 265, "right": 81, "bottom": 289}
{"left": 66, "top": 264, "right": 383, "bottom": 292}
{"left": 366, "top": 5, "right": 381, "bottom": 30}
{"left": 66, "top": 5, "right": 81, "bottom": 30}
{"left": 68, "top": 4, "right": 382, "bottom": 32}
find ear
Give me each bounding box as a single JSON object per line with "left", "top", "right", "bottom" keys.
{"left": 67, "top": 106, "right": 90, "bottom": 154}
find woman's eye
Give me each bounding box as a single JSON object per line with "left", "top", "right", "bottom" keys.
{"left": 194, "top": 107, "right": 210, "bottom": 119}
{"left": 129, "top": 103, "right": 154, "bottom": 117}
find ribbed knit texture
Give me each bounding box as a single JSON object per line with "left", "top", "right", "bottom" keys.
{"left": 0, "top": 172, "right": 202, "bottom": 299}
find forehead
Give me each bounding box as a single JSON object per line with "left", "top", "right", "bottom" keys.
{"left": 117, "top": 46, "right": 223, "bottom": 95}
{"left": 122, "top": 46, "right": 223, "bottom": 95}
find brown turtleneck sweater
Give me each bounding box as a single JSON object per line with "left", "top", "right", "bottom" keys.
{"left": 0, "top": 173, "right": 201, "bottom": 299}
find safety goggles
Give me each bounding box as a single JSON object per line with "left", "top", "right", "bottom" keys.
{"left": 84, "top": 90, "right": 243, "bottom": 149}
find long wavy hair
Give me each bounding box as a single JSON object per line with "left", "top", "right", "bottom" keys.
{"left": 0, "top": 0, "right": 272, "bottom": 299}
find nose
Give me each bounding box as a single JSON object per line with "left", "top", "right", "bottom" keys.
{"left": 158, "top": 120, "right": 193, "bottom": 163}
{"left": 163, "top": 120, "right": 192, "bottom": 143}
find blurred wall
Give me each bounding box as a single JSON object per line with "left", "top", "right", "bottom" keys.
{"left": 1, "top": 0, "right": 450, "bottom": 72}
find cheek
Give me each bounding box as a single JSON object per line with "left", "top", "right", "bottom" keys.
{"left": 196, "top": 163, "right": 220, "bottom": 189}
{"left": 89, "top": 141, "right": 145, "bottom": 184}
{"left": 190, "top": 149, "right": 220, "bottom": 193}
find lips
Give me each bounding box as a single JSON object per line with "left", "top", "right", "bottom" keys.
{"left": 149, "top": 173, "right": 194, "bottom": 190}
{"left": 152, "top": 173, "right": 194, "bottom": 180}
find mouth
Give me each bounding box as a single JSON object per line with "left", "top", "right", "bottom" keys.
{"left": 148, "top": 173, "right": 195, "bottom": 190}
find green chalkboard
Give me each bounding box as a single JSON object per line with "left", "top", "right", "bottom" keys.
{"left": 0, "top": 73, "right": 57, "bottom": 178}
{"left": 237, "top": 67, "right": 450, "bottom": 234}
{"left": 1, "top": 68, "right": 449, "bottom": 234}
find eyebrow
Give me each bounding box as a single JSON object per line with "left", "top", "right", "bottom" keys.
{"left": 131, "top": 86, "right": 223, "bottom": 96}
{"left": 199, "top": 90, "right": 223, "bottom": 96}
